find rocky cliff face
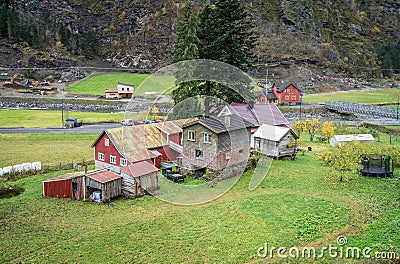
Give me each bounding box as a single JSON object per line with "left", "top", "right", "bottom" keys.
{"left": 2, "top": 0, "right": 400, "bottom": 79}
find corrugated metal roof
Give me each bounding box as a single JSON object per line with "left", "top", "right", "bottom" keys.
{"left": 125, "top": 149, "right": 159, "bottom": 163}
{"left": 107, "top": 124, "right": 166, "bottom": 152}
{"left": 153, "top": 121, "right": 182, "bottom": 135}
{"left": 128, "top": 161, "right": 159, "bottom": 177}
{"left": 253, "top": 124, "right": 292, "bottom": 142}
{"left": 222, "top": 103, "right": 288, "bottom": 126}
{"left": 88, "top": 170, "right": 121, "bottom": 183}
{"left": 42, "top": 171, "right": 85, "bottom": 182}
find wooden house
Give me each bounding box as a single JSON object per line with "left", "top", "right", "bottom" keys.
{"left": 181, "top": 115, "right": 253, "bottom": 172}
{"left": 253, "top": 124, "right": 298, "bottom": 158}
{"left": 42, "top": 170, "right": 122, "bottom": 202}
{"left": 218, "top": 103, "right": 289, "bottom": 147}
{"left": 272, "top": 82, "right": 301, "bottom": 104}
{"left": 104, "top": 82, "right": 134, "bottom": 99}
{"left": 330, "top": 134, "right": 374, "bottom": 147}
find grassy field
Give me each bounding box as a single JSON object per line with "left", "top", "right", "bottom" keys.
{"left": 303, "top": 88, "right": 400, "bottom": 104}
{"left": 0, "top": 132, "right": 399, "bottom": 263}
{"left": 0, "top": 110, "right": 128, "bottom": 128}
{"left": 67, "top": 72, "right": 176, "bottom": 96}
{"left": 0, "top": 134, "right": 97, "bottom": 167}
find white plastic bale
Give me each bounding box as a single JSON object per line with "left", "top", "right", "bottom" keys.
{"left": 0, "top": 168, "right": 3, "bottom": 177}
{"left": 22, "top": 163, "right": 32, "bottom": 171}
{"left": 13, "top": 164, "right": 23, "bottom": 172}
{"left": 3, "top": 166, "right": 12, "bottom": 174}
{"left": 32, "top": 162, "right": 41, "bottom": 170}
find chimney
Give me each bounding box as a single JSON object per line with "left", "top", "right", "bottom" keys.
{"left": 224, "top": 116, "right": 231, "bottom": 127}
{"left": 249, "top": 100, "right": 254, "bottom": 109}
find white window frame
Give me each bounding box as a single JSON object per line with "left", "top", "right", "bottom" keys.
{"left": 104, "top": 138, "right": 110, "bottom": 147}
{"left": 110, "top": 155, "right": 117, "bottom": 164}
{"left": 120, "top": 158, "right": 127, "bottom": 166}
{"left": 188, "top": 130, "right": 195, "bottom": 141}
{"left": 204, "top": 133, "right": 212, "bottom": 144}
{"left": 98, "top": 152, "right": 105, "bottom": 161}
{"left": 195, "top": 149, "right": 203, "bottom": 158}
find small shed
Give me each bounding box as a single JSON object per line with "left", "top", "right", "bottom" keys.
{"left": 330, "top": 134, "right": 374, "bottom": 147}
{"left": 105, "top": 89, "right": 119, "bottom": 99}
{"left": 253, "top": 124, "right": 298, "bottom": 158}
{"left": 42, "top": 171, "right": 86, "bottom": 200}
{"left": 85, "top": 170, "right": 122, "bottom": 202}
{"left": 42, "top": 170, "right": 122, "bottom": 202}
{"left": 120, "top": 161, "right": 160, "bottom": 197}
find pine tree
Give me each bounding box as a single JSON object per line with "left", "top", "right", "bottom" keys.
{"left": 172, "top": 0, "right": 201, "bottom": 104}
{"left": 196, "top": 0, "right": 257, "bottom": 104}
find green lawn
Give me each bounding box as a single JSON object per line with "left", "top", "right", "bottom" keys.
{"left": 67, "top": 72, "right": 176, "bottom": 96}
{"left": 303, "top": 88, "right": 400, "bottom": 104}
{"left": 0, "top": 134, "right": 399, "bottom": 263}
{"left": 0, "top": 110, "right": 127, "bottom": 128}
{"left": 0, "top": 134, "right": 97, "bottom": 167}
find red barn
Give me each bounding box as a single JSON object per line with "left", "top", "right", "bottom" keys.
{"left": 272, "top": 82, "right": 301, "bottom": 104}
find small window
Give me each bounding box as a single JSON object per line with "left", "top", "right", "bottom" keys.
{"left": 98, "top": 153, "right": 105, "bottom": 161}
{"left": 195, "top": 149, "right": 203, "bottom": 158}
{"left": 204, "top": 133, "right": 211, "bottom": 144}
{"left": 226, "top": 151, "right": 231, "bottom": 159}
{"left": 127, "top": 88, "right": 130, "bottom": 91}
{"left": 188, "top": 130, "right": 195, "bottom": 141}
{"left": 239, "top": 149, "right": 244, "bottom": 154}
{"left": 291, "top": 95, "right": 296, "bottom": 100}
{"left": 120, "top": 158, "right": 127, "bottom": 166}
{"left": 121, "top": 88, "right": 125, "bottom": 91}
{"left": 110, "top": 155, "right": 117, "bottom": 164}
{"left": 285, "top": 95, "right": 289, "bottom": 100}
{"left": 105, "top": 138, "right": 110, "bottom": 147}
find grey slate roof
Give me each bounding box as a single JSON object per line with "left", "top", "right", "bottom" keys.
{"left": 277, "top": 82, "right": 299, "bottom": 93}
{"left": 184, "top": 114, "right": 254, "bottom": 134}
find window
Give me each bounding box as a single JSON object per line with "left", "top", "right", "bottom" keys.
{"left": 120, "top": 158, "right": 127, "bottom": 166}
{"left": 121, "top": 88, "right": 125, "bottom": 91}
{"left": 188, "top": 130, "right": 195, "bottom": 141}
{"left": 104, "top": 138, "right": 110, "bottom": 147}
{"left": 110, "top": 155, "right": 117, "bottom": 164}
{"left": 239, "top": 149, "right": 244, "bottom": 154}
{"left": 127, "top": 88, "right": 130, "bottom": 91}
{"left": 204, "top": 133, "right": 211, "bottom": 144}
{"left": 226, "top": 151, "right": 231, "bottom": 159}
{"left": 98, "top": 153, "right": 105, "bottom": 161}
{"left": 195, "top": 149, "right": 203, "bottom": 158}
{"left": 291, "top": 95, "right": 296, "bottom": 100}
{"left": 285, "top": 95, "right": 289, "bottom": 100}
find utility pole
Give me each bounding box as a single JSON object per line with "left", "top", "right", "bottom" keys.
{"left": 61, "top": 99, "right": 64, "bottom": 127}
{"left": 299, "top": 94, "right": 302, "bottom": 119}
{"left": 397, "top": 94, "right": 399, "bottom": 121}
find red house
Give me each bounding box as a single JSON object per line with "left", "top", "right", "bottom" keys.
{"left": 272, "top": 82, "right": 301, "bottom": 104}
{"left": 92, "top": 119, "right": 194, "bottom": 172}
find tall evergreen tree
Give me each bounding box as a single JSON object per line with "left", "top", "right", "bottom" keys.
{"left": 196, "top": 0, "right": 257, "bottom": 104}
{"left": 172, "top": 0, "right": 201, "bottom": 104}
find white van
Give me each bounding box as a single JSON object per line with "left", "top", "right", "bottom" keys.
{"left": 121, "top": 119, "right": 133, "bottom": 126}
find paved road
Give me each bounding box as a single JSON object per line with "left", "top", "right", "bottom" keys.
{"left": 0, "top": 123, "right": 122, "bottom": 134}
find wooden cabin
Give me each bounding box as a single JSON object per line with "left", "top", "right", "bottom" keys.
{"left": 253, "top": 124, "right": 298, "bottom": 158}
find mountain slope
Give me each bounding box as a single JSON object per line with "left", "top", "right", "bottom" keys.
{"left": 1, "top": 0, "right": 399, "bottom": 80}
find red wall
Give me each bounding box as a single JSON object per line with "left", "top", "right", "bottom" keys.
{"left": 94, "top": 133, "right": 126, "bottom": 167}
{"left": 274, "top": 84, "right": 300, "bottom": 103}
{"left": 43, "top": 179, "right": 72, "bottom": 198}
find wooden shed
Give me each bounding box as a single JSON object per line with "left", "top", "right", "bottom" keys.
{"left": 42, "top": 170, "right": 122, "bottom": 202}
{"left": 253, "top": 124, "right": 298, "bottom": 158}
{"left": 42, "top": 172, "right": 86, "bottom": 200}
{"left": 120, "top": 161, "right": 160, "bottom": 197}
{"left": 85, "top": 170, "right": 122, "bottom": 202}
